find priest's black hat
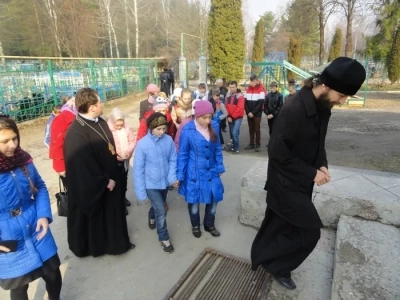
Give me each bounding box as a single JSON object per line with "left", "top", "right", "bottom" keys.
{"left": 320, "top": 57, "right": 366, "bottom": 96}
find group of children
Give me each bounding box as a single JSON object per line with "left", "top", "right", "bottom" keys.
{"left": 131, "top": 82, "right": 232, "bottom": 253}
{"left": 42, "top": 77, "right": 298, "bottom": 255}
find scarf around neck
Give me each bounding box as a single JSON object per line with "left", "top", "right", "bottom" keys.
{"left": 0, "top": 147, "right": 33, "bottom": 173}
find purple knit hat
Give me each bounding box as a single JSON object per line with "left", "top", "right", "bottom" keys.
{"left": 194, "top": 100, "right": 213, "bottom": 118}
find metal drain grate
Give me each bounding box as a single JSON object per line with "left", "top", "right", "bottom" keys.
{"left": 164, "top": 248, "right": 272, "bottom": 300}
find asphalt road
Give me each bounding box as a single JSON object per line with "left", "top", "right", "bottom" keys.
{"left": 223, "top": 109, "right": 400, "bottom": 173}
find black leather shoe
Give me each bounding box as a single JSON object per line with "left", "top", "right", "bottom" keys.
{"left": 168, "top": 186, "right": 174, "bottom": 191}
{"left": 244, "top": 144, "right": 255, "bottom": 150}
{"left": 204, "top": 226, "right": 220, "bottom": 237}
{"left": 272, "top": 274, "right": 296, "bottom": 290}
{"left": 222, "top": 128, "right": 227, "bottom": 132}
{"left": 192, "top": 226, "right": 201, "bottom": 238}
{"left": 255, "top": 145, "right": 260, "bottom": 152}
{"left": 125, "top": 198, "right": 131, "bottom": 206}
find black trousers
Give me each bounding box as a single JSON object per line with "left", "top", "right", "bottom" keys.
{"left": 218, "top": 126, "right": 225, "bottom": 145}
{"left": 117, "top": 162, "right": 129, "bottom": 199}
{"left": 251, "top": 208, "right": 320, "bottom": 278}
{"left": 267, "top": 118, "right": 275, "bottom": 137}
{"left": 220, "top": 117, "right": 227, "bottom": 131}
{"left": 10, "top": 268, "right": 62, "bottom": 300}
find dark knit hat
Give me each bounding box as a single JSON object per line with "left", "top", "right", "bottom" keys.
{"left": 320, "top": 57, "right": 366, "bottom": 96}
{"left": 147, "top": 112, "right": 167, "bottom": 131}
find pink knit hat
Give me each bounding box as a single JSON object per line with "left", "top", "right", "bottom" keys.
{"left": 152, "top": 96, "right": 168, "bottom": 111}
{"left": 194, "top": 100, "right": 213, "bottom": 118}
{"left": 146, "top": 83, "right": 159, "bottom": 93}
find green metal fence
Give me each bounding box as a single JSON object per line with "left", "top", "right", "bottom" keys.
{"left": 0, "top": 57, "right": 159, "bottom": 122}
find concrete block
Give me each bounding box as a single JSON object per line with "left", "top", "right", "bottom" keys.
{"left": 267, "top": 229, "right": 335, "bottom": 300}
{"left": 331, "top": 216, "right": 400, "bottom": 300}
{"left": 313, "top": 189, "right": 400, "bottom": 227}
{"left": 239, "top": 161, "right": 267, "bottom": 228}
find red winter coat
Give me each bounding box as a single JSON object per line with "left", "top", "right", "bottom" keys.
{"left": 136, "top": 110, "right": 175, "bottom": 142}
{"left": 225, "top": 91, "right": 245, "bottom": 120}
{"left": 49, "top": 110, "right": 75, "bottom": 172}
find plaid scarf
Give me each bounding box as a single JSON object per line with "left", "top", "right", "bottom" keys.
{"left": 0, "top": 147, "right": 32, "bottom": 173}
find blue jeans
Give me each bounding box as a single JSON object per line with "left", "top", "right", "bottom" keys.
{"left": 228, "top": 117, "right": 243, "bottom": 150}
{"left": 147, "top": 189, "right": 169, "bottom": 241}
{"left": 188, "top": 199, "right": 218, "bottom": 228}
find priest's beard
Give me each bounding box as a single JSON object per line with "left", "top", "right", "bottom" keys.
{"left": 316, "top": 92, "right": 335, "bottom": 112}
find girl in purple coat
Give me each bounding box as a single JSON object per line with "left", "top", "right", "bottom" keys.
{"left": 177, "top": 101, "right": 225, "bottom": 238}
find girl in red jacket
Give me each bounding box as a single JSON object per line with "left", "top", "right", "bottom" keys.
{"left": 49, "top": 97, "right": 77, "bottom": 188}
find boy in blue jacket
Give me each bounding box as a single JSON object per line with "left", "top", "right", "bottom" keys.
{"left": 43, "top": 104, "right": 62, "bottom": 148}
{"left": 133, "top": 112, "right": 179, "bottom": 253}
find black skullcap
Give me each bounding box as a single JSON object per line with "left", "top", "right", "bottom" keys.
{"left": 320, "top": 57, "right": 366, "bottom": 96}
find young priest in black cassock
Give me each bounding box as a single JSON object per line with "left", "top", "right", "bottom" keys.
{"left": 251, "top": 57, "right": 366, "bottom": 290}
{"left": 64, "top": 88, "right": 135, "bottom": 257}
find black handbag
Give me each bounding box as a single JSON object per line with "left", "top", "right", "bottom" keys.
{"left": 56, "top": 178, "right": 68, "bottom": 217}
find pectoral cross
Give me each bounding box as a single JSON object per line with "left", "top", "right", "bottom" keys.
{"left": 108, "top": 143, "right": 116, "bottom": 155}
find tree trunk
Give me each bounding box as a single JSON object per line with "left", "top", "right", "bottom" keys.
{"left": 44, "top": 0, "right": 62, "bottom": 57}
{"left": 102, "top": 0, "right": 119, "bottom": 58}
{"left": 345, "top": 0, "right": 353, "bottom": 57}
{"left": 108, "top": 22, "right": 113, "bottom": 58}
{"left": 318, "top": 0, "right": 325, "bottom": 66}
{"left": 161, "top": 0, "right": 170, "bottom": 48}
{"left": 32, "top": 0, "right": 45, "bottom": 48}
{"left": 134, "top": 0, "right": 139, "bottom": 58}
{"left": 0, "top": 41, "right": 5, "bottom": 68}
{"left": 124, "top": 0, "right": 131, "bottom": 58}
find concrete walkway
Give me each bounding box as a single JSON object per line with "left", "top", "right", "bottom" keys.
{"left": 0, "top": 154, "right": 262, "bottom": 300}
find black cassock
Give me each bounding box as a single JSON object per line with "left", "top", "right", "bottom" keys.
{"left": 160, "top": 71, "right": 171, "bottom": 96}
{"left": 64, "top": 116, "right": 130, "bottom": 257}
{"left": 251, "top": 87, "right": 331, "bottom": 277}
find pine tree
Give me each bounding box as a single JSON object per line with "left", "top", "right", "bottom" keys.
{"left": 283, "top": 0, "right": 319, "bottom": 56}
{"left": 251, "top": 19, "right": 264, "bottom": 74}
{"left": 287, "top": 36, "right": 302, "bottom": 80}
{"left": 388, "top": 27, "right": 400, "bottom": 84}
{"left": 208, "top": 0, "right": 245, "bottom": 81}
{"left": 328, "top": 28, "right": 343, "bottom": 62}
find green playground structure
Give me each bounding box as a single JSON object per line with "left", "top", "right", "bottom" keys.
{"left": 250, "top": 53, "right": 369, "bottom": 107}
{"left": 249, "top": 52, "right": 311, "bottom": 100}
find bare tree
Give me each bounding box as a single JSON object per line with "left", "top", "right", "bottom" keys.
{"left": 43, "top": 0, "right": 62, "bottom": 57}
{"left": 316, "top": 0, "right": 338, "bottom": 65}
{"left": 123, "top": 0, "right": 131, "bottom": 58}
{"left": 99, "top": 0, "right": 120, "bottom": 58}
{"left": 32, "top": 0, "right": 45, "bottom": 48}
{"left": 160, "top": 0, "right": 171, "bottom": 47}
{"left": 336, "top": 0, "right": 378, "bottom": 57}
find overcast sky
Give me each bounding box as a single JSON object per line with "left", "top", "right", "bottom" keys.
{"left": 248, "top": 0, "right": 289, "bottom": 21}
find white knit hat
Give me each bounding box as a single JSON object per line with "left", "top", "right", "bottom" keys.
{"left": 173, "top": 88, "right": 183, "bottom": 98}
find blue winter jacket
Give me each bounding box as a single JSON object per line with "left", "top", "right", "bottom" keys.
{"left": 0, "top": 163, "right": 57, "bottom": 279}
{"left": 133, "top": 131, "right": 177, "bottom": 201}
{"left": 43, "top": 114, "right": 55, "bottom": 148}
{"left": 177, "top": 120, "right": 225, "bottom": 204}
